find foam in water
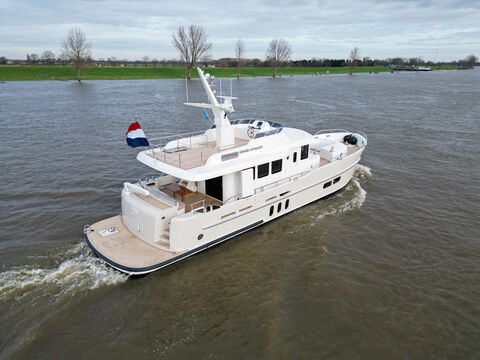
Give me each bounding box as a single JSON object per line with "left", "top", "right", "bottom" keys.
{"left": 355, "top": 164, "right": 372, "bottom": 181}
{"left": 314, "top": 164, "right": 371, "bottom": 221}
{"left": 0, "top": 242, "right": 128, "bottom": 302}
{"left": 316, "top": 179, "right": 367, "bottom": 220}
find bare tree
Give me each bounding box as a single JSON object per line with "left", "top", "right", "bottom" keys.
{"left": 349, "top": 47, "right": 360, "bottom": 72}
{"left": 41, "top": 50, "right": 56, "bottom": 64}
{"left": 234, "top": 38, "right": 246, "bottom": 79}
{"left": 142, "top": 56, "right": 150, "bottom": 68}
{"left": 29, "top": 53, "right": 39, "bottom": 64}
{"left": 464, "top": 54, "right": 477, "bottom": 68}
{"left": 265, "top": 39, "right": 292, "bottom": 77}
{"left": 172, "top": 25, "right": 212, "bottom": 79}
{"left": 61, "top": 27, "right": 91, "bottom": 82}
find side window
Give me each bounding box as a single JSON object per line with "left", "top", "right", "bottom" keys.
{"left": 269, "top": 206, "right": 274, "bottom": 216}
{"left": 285, "top": 199, "right": 290, "bottom": 209}
{"left": 301, "top": 145, "right": 309, "bottom": 160}
{"left": 323, "top": 181, "right": 332, "bottom": 189}
{"left": 277, "top": 202, "right": 282, "bottom": 212}
{"left": 293, "top": 152, "right": 297, "bottom": 162}
{"left": 333, "top": 176, "right": 340, "bottom": 184}
{"left": 258, "top": 163, "right": 269, "bottom": 178}
{"left": 252, "top": 167, "right": 256, "bottom": 180}
{"left": 271, "top": 159, "right": 282, "bottom": 174}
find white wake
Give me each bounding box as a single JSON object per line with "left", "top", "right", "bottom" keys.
{"left": 315, "top": 164, "right": 372, "bottom": 221}
{"left": 0, "top": 242, "right": 127, "bottom": 302}
{"left": 316, "top": 179, "right": 367, "bottom": 220}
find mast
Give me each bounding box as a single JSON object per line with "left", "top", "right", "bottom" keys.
{"left": 184, "top": 67, "right": 236, "bottom": 149}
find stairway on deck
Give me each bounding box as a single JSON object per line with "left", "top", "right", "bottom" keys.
{"left": 155, "top": 227, "right": 171, "bottom": 250}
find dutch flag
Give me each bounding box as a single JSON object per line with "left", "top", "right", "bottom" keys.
{"left": 125, "top": 122, "right": 150, "bottom": 148}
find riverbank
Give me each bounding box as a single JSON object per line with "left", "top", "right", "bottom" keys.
{"left": 0, "top": 65, "right": 458, "bottom": 81}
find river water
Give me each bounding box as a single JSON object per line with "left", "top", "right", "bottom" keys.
{"left": 0, "top": 69, "right": 479, "bottom": 359}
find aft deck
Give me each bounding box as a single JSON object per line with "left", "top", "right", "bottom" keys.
{"left": 160, "top": 184, "right": 222, "bottom": 212}
{"left": 86, "top": 215, "right": 184, "bottom": 270}
{"left": 135, "top": 184, "right": 223, "bottom": 213}
{"left": 148, "top": 138, "right": 248, "bottom": 170}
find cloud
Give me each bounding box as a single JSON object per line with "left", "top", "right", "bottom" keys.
{"left": 0, "top": 0, "right": 478, "bottom": 60}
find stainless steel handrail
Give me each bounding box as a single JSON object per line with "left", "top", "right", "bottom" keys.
{"left": 191, "top": 199, "right": 206, "bottom": 212}
{"left": 314, "top": 129, "right": 368, "bottom": 146}
{"left": 148, "top": 147, "right": 210, "bottom": 169}
{"left": 138, "top": 178, "right": 178, "bottom": 206}
{"left": 223, "top": 194, "right": 241, "bottom": 205}
{"left": 314, "top": 129, "right": 349, "bottom": 135}
{"left": 149, "top": 130, "right": 207, "bottom": 147}
{"left": 356, "top": 130, "right": 368, "bottom": 143}
{"left": 254, "top": 162, "right": 321, "bottom": 195}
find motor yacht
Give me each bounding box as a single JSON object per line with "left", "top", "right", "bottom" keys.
{"left": 84, "top": 68, "right": 368, "bottom": 275}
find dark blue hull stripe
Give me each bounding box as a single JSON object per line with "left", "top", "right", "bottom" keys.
{"left": 85, "top": 220, "right": 264, "bottom": 274}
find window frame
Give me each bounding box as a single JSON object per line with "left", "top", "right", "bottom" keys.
{"left": 301, "top": 145, "right": 309, "bottom": 160}
{"left": 257, "top": 163, "right": 269, "bottom": 178}
{"left": 271, "top": 159, "right": 282, "bottom": 174}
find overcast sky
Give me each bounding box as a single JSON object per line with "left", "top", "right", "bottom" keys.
{"left": 1, "top": 0, "right": 479, "bottom": 61}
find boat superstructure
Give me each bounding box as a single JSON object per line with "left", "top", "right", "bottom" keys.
{"left": 84, "top": 68, "right": 368, "bottom": 275}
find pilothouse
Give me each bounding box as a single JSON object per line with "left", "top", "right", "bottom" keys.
{"left": 84, "top": 67, "right": 368, "bottom": 275}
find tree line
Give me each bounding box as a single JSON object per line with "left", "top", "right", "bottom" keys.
{"left": 1, "top": 25, "right": 477, "bottom": 81}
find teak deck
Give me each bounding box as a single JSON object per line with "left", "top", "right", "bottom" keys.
{"left": 160, "top": 184, "right": 222, "bottom": 212}
{"left": 149, "top": 138, "right": 248, "bottom": 170}
{"left": 87, "top": 215, "right": 181, "bottom": 269}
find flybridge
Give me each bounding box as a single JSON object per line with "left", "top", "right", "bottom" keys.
{"left": 133, "top": 68, "right": 291, "bottom": 177}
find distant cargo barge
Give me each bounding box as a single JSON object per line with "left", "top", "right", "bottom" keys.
{"left": 390, "top": 65, "right": 431, "bottom": 71}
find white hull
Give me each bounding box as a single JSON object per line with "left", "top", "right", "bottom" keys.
{"left": 85, "top": 67, "right": 367, "bottom": 275}
{"left": 86, "top": 149, "right": 362, "bottom": 275}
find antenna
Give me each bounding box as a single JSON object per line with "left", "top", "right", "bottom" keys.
{"left": 230, "top": 79, "right": 232, "bottom": 97}
{"left": 185, "top": 76, "right": 189, "bottom": 102}
{"left": 220, "top": 78, "right": 222, "bottom": 98}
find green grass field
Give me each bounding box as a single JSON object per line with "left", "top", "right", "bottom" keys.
{"left": 0, "top": 65, "right": 458, "bottom": 81}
